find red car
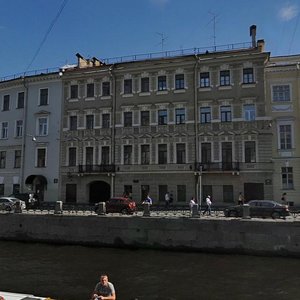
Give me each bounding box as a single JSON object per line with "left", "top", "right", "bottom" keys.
{"left": 96, "top": 197, "right": 136, "bottom": 214}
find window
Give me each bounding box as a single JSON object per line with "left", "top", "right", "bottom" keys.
{"left": 141, "top": 77, "right": 150, "bottom": 93}
{"left": 272, "top": 85, "right": 290, "bottom": 102}
{"left": 0, "top": 151, "right": 6, "bottom": 168}
{"left": 141, "top": 111, "right": 150, "bottom": 126}
{"left": 282, "top": 167, "right": 293, "bottom": 189}
{"left": 243, "top": 68, "right": 254, "bottom": 84}
{"left": 38, "top": 117, "right": 48, "bottom": 136}
{"left": 12, "top": 184, "right": 20, "bottom": 195}
{"left": 16, "top": 120, "right": 23, "bottom": 137}
{"left": 39, "top": 88, "right": 48, "bottom": 105}
{"left": 86, "top": 83, "right": 94, "bottom": 98}
{"left": 124, "top": 112, "right": 133, "bottom": 127}
{"left": 102, "top": 113, "right": 110, "bottom": 128}
{"left": 101, "top": 146, "right": 110, "bottom": 165}
{"left": 1, "top": 122, "right": 8, "bottom": 139}
{"left": 175, "top": 108, "right": 185, "bottom": 124}
{"left": 176, "top": 143, "right": 186, "bottom": 164}
{"left": 158, "top": 109, "right": 167, "bottom": 125}
{"left": 86, "top": 147, "right": 94, "bottom": 166}
{"left": 102, "top": 82, "right": 110, "bottom": 96}
{"left": 220, "top": 70, "right": 230, "bottom": 86}
{"left": 175, "top": 74, "right": 184, "bottom": 90}
{"left": 124, "top": 145, "right": 132, "bottom": 164}
{"left": 223, "top": 185, "right": 234, "bottom": 203}
{"left": 200, "top": 107, "right": 211, "bottom": 124}
{"left": 66, "top": 184, "right": 77, "bottom": 203}
{"left": 158, "top": 144, "right": 167, "bottom": 164}
{"left": 220, "top": 106, "right": 232, "bottom": 122}
{"left": 124, "top": 79, "right": 132, "bottom": 94}
{"left": 158, "top": 185, "right": 168, "bottom": 202}
{"left": 201, "top": 143, "right": 211, "bottom": 163}
{"left": 17, "top": 92, "right": 24, "bottom": 108}
{"left": 0, "top": 184, "right": 4, "bottom": 196}
{"left": 200, "top": 72, "right": 210, "bottom": 88}
{"left": 70, "top": 85, "right": 78, "bottom": 99}
{"left": 86, "top": 115, "right": 94, "bottom": 129}
{"left": 37, "top": 148, "right": 46, "bottom": 167}
{"left": 244, "top": 104, "right": 256, "bottom": 121}
{"left": 68, "top": 147, "right": 77, "bottom": 166}
{"left": 177, "top": 185, "right": 186, "bottom": 202}
{"left": 245, "top": 141, "right": 256, "bottom": 163}
{"left": 3, "top": 95, "right": 10, "bottom": 111}
{"left": 279, "top": 125, "right": 292, "bottom": 150}
{"left": 70, "top": 116, "right": 77, "bottom": 131}
{"left": 141, "top": 145, "right": 150, "bottom": 165}
{"left": 14, "top": 150, "right": 21, "bottom": 168}
{"left": 158, "top": 75, "right": 167, "bottom": 91}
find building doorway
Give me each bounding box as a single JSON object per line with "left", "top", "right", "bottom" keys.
{"left": 89, "top": 181, "right": 110, "bottom": 204}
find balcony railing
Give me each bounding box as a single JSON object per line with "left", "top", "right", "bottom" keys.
{"left": 195, "top": 161, "right": 273, "bottom": 172}
{"left": 78, "top": 164, "right": 115, "bottom": 173}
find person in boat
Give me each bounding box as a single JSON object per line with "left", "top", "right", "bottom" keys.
{"left": 92, "top": 274, "right": 116, "bottom": 300}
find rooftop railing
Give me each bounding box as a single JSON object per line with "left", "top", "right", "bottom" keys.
{"left": 0, "top": 41, "right": 253, "bottom": 82}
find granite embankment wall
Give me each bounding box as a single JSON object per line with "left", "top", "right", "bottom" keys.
{"left": 0, "top": 213, "right": 300, "bottom": 257}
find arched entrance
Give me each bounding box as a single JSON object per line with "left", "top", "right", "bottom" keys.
{"left": 25, "top": 175, "right": 47, "bottom": 202}
{"left": 89, "top": 181, "right": 110, "bottom": 204}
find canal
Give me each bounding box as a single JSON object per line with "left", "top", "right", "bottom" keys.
{"left": 0, "top": 241, "right": 300, "bottom": 300}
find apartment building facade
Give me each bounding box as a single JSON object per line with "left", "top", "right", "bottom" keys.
{"left": 265, "top": 55, "right": 300, "bottom": 205}
{"left": 59, "top": 38, "right": 273, "bottom": 205}
{"left": 0, "top": 72, "right": 62, "bottom": 202}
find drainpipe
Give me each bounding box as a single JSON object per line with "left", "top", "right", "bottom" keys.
{"left": 20, "top": 76, "right": 29, "bottom": 193}
{"left": 109, "top": 64, "right": 116, "bottom": 197}
{"left": 193, "top": 55, "right": 201, "bottom": 207}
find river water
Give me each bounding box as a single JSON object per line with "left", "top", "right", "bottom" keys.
{"left": 0, "top": 241, "right": 300, "bottom": 300}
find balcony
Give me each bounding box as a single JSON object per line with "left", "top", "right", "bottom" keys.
{"left": 78, "top": 164, "right": 116, "bottom": 173}
{"left": 195, "top": 161, "right": 273, "bottom": 172}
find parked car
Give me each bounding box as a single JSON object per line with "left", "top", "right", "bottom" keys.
{"left": 95, "top": 197, "right": 137, "bottom": 214}
{"left": 0, "top": 197, "right": 26, "bottom": 211}
{"left": 224, "top": 200, "right": 290, "bottom": 219}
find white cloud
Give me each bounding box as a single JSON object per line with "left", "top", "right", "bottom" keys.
{"left": 150, "top": 0, "right": 170, "bottom": 9}
{"left": 279, "top": 4, "right": 299, "bottom": 21}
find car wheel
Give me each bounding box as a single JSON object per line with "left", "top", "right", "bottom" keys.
{"left": 5, "top": 206, "right": 12, "bottom": 212}
{"left": 271, "top": 211, "right": 281, "bottom": 219}
{"left": 121, "top": 208, "right": 128, "bottom": 215}
{"left": 229, "top": 210, "right": 237, "bottom": 217}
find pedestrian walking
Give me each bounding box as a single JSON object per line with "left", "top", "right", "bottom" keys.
{"left": 203, "top": 195, "right": 212, "bottom": 216}
{"left": 238, "top": 192, "right": 244, "bottom": 205}
{"left": 165, "top": 192, "right": 170, "bottom": 208}
{"left": 189, "top": 197, "right": 196, "bottom": 214}
{"left": 281, "top": 192, "right": 288, "bottom": 205}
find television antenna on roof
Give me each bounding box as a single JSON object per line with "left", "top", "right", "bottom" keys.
{"left": 208, "top": 11, "right": 219, "bottom": 50}
{"left": 156, "top": 32, "right": 168, "bottom": 52}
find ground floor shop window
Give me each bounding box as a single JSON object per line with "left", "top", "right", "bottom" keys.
{"left": 223, "top": 185, "right": 233, "bottom": 203}
{"left": 159, "top": 185, "right": 168, "bottom": 202}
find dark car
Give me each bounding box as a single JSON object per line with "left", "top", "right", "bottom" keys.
{"left": 224, "top": 200, "right": 290, "bottom": 219}
{"left": 95, "top": 197, "right": 136, "bottom": 214}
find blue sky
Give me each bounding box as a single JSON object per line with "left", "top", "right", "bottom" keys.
{"left": 0, "top": 0, "right": 300, "bottom": 78}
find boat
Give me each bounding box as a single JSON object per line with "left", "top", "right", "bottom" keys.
{"left": 0, "top": 291, "right": 53, "bottom": 300}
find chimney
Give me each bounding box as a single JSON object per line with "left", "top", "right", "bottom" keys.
{"left": 76, "top": 53, "right": 89, "bottom": 68}
{"left": 250, "top": 25, "right": 257, "bottom": 48}
{"left": 257, "top": 39, "right": 265, "bottom": 52}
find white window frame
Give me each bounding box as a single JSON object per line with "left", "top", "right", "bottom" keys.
{"left": 15, "top": 120, "right": 23, "bottom": 137}
{"left": 244, "top": 104, "right": 256, "bottom": 121}
{"left": 36, "top": 147, "right": 47, "bottom": 167}
{"left": 37, "top": 117, "right": 48, "bottom": 136}
{"left": 39, "top": 88, "right": 49, "bottom": 106}
{"left": 272, "top": 84, "right": 291, "bottom": 102}
{"left": 277, "top": 121, "right": 294, "bottom": 150}
{"left": 0, "top": 122, "right": 8, "bottom": 139}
